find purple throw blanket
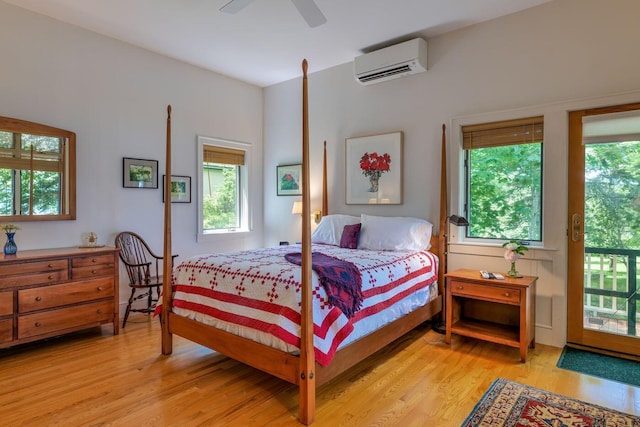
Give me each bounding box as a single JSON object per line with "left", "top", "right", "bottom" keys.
{"left": 285, "top": 252, "right": 363, "bottom": 318}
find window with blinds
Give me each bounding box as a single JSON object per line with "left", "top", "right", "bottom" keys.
{"left": 462, "top": 116, "right": 543, "bottom": 241}
{"left": 200, "top": 138, "right": 250, "bottom": 234}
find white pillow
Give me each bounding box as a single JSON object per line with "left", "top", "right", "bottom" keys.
{"left": 358, "top": 214, "right": 433, "bottom": 251}
{"left": 311, "top": 214, "right": 361, "bottom": 246}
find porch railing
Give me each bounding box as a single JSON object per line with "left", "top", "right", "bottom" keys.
{"left": 584, "top": 247, "right": 640, "bottom": 336}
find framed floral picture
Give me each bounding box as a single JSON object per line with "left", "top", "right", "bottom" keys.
{"left": 276, "top": 163, "right": 302, "bottom": 196}
{"left": 345, "top": 131, "right": 402, "bottom": 204}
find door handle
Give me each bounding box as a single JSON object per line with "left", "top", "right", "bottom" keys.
{"left": 572, "top": 213, "right": 583, "bottom": 242}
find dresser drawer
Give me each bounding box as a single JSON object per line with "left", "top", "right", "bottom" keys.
{"left": 0, "top": 291, "right": 13, "bottom": 316}
{"left": 71, "top": 255, "right": 115, "bottom": 279}
{"left": 18, "top": 277, "right": 114, "bottom": 313}
{"left": 0, "top": 270, "right": 69, "bottom": 290}
{"left": 18, "top": 300, "right": 114, "bottom": 339}
{"left": 71, "top": 254, "right": 115, "bottom": 269}
{"left": 0, "top": 259, "right": 67, "bottom": 277}
{"left": 0, "top": 318, "right": 12, "bottom": 343}
{"left": 450, "top": 280, "right": 521, "bottom": 305}
{"left": 71, "top": 264, "right": 115, "bottom": 280}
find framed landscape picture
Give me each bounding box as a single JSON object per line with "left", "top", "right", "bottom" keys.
{"left": 123, "top": 157, "right": 158, "bottom": 189}
{"left": 163, "top": 175, "right": 191, "bottom": 203}
{"left": 276, "top": 163, "right": 302, "bottom": 196}
{"left": 345, "top": 131, "right": 402, "bottom": 204}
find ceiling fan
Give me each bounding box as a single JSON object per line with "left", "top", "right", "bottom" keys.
{"left": 220, "top": 0, "right": 327, "bottom": 28}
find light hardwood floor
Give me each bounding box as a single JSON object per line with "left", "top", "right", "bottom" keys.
{"left": 1, "top": 314, "right": 639, "bottom": 426}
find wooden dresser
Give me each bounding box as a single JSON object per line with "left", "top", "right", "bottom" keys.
{"left": 0, "top": 246, "right": 119, "bottom": 349}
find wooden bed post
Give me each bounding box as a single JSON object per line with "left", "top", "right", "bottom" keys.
{"left": 438, "top": 124, "right": 447, "bottom": 290}
{"left": 298, "top": 59, "right": 316, "bottom": 425}
{"left": 322, "top": 140, "right": 328, "bottom": 216}
{"left": 161, "top": 105, "right": 173, "bottom": 355}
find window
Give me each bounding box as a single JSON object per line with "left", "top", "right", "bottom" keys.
{"left": 198, "top": 136, "right": 250, "bottom": 235}
{"left": 0, "top": 116, "right": 75, "bottom": 221}
{"left": 463, "top": 116, "right": 543, "bottom": 242}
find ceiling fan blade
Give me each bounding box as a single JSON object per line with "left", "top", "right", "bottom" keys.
{"left": 290, "top": 0, "right": 327, "bottom": 28}
{"left": 220, "top": 0, "right": 255, "bottom": 14}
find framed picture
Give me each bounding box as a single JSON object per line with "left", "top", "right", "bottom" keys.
{"left": 345, "top": 131, "right": 403, "bottom": 204}
{"left": 163, "top": 175, "right": 191, "bottom": 203}
{"left": 276, "top": 163, "right": 302, "bottom": 196}
{"left": 123, "top": 157, "right": 158, "bottom": 189}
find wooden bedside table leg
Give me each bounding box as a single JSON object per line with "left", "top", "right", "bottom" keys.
{"left": 445, "top": 278, "right": 452, "bottom": 344}
{"left": 520, "top": 346, "right": 527, "bottom": 363}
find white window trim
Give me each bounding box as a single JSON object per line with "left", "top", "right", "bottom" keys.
{"left": 197, "top": 135, "right": 252, "bottom": 242}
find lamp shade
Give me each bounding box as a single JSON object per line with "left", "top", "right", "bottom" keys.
{"left": 292, "top": 201, "right": 303, "bottom": 215}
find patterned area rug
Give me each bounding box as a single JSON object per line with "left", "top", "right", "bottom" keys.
{"left": 462, "top": 378, "right": 640, "bottom": 426}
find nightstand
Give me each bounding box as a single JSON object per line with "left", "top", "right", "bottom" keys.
{"left": 444, "top": 268, "right": 537, "bottom": 362}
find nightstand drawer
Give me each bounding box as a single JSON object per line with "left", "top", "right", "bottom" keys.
{"left": 450, "top": 280, "right": 521, "bottom": 304}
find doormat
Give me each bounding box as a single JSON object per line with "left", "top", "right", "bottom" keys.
{"left": 557, "top": 346, "right": 640, "bottom": 387}
{"left": 462, "top": 377, "right": 640, "bottom": 426}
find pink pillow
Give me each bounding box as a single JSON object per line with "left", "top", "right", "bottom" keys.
{"left": 339, "top": 223, "right": 361, "bottom": 249}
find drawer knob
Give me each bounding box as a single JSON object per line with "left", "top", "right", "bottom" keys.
{"left": 35, "top": 296, "right": 42, "bottom": 302}
{"left": 457, "top": 286, "right": 464, "bottom": 290}
{"left": 48, "top": 263, "right": 54, "bottom": 268}
{"left": 504, "top": 292, "right": 511, "bottom": 297}
{"left": 92, "top": 270, "right": 98, "bottom": 274}
{"left": 35, "top": 322, "right": 41, "bottom": 327}
{"left": 92, "top": 258, "right": 98, "bottom": 263}
{"left": 97, "top": 286, "right": 103, "bottom": 291}
{"left": 48, "top": 275, "right": 54, "bottom": 280}
{"left": 97, "top": 309, "right": 103, "bottom": 314}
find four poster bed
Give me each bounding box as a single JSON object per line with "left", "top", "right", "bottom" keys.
{"left": 159, "top": 60, "right": 447, "bottom": 425}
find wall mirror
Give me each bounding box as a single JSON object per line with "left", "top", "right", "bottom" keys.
{"left": 0, "top": 116, "right": 76, "bottom": 222}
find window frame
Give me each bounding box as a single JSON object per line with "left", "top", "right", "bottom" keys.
{"left": 197, "top": 136, "right": 251, "bottom": 240}
{"left": 463, "top": 141, "right": 544, "bottom": 243}
{"left": 0, "top": 116, "right": 75, "bottom": 222}
{"left": 450, "top": 114, "right": 546, "bottom": 248}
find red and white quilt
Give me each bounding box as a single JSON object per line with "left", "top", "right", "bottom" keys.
{"left": 157, "top": 244, "right": 438, "bottom": 366}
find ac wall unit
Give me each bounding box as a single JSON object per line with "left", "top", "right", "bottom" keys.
{"left": 354, "top": 38, "right": 427, "bottom": 86}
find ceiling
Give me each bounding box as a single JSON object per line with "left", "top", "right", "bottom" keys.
{"left": 3, "top": 0, "right": 552, "bottom": 87}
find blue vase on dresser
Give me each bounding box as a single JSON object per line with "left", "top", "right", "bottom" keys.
{"left": 4, "top": 232, "right": 17, "bottom": 255}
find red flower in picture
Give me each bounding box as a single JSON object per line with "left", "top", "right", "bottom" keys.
{"left": 360, "top": 152, "right": 391, "bottom": 192}
{"left": 280, "top": 173, "right": 299, "bottom": 190}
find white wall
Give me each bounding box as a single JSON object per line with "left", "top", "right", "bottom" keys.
{"left": 0, "top": 3, "right": 264, "bottom": 309}
{"left": 263, "top": 0, "right": 640, "bottom": 347}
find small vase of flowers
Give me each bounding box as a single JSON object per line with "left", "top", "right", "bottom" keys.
{"left": 1, "top": 224, "right": 20, "bottom": 255}
{"left": 502, "top": 240, "right": 528, "bottom": 277}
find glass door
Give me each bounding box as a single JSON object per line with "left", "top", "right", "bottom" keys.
{"left": 567, "top": 103, "right": 640, "bottom": 356}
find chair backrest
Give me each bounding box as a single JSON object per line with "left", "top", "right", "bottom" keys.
{"left": 115, "top": 231, "right": 163, "bottom": 287}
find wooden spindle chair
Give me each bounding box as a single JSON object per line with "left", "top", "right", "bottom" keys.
{"left": 115, "top": 231, "right": 177, "bottom": 328}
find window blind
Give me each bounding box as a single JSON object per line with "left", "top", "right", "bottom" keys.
{"left": 582, "top": 109, "right": 640, "bottom": 144}
{"left": 203, "top": 145, "right": 245, "bottom": 165}
{"left": 462, "top": 116, "right": 544, "bottom": 149}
